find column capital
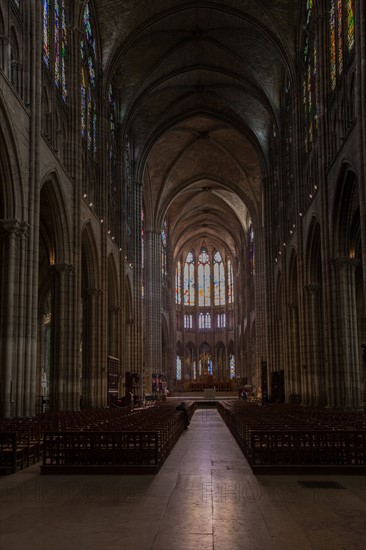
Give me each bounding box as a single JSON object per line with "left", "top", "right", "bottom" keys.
{"left": 0, "top": 219, "right": 29, "bottom": 239}
{"left": 86, "top": 288, "right": 103, "bottom": 297}
{"left": 304, "top": 283, "right": 321, "bottom": 295}
{"left": 51, "top": 262, "right": 75, "bottom": 273}
{"left": 109, "top": 305, "right": 121, "bottom": 313}
{"left": 330, "top": 256, "right": 360, "bottom": 271}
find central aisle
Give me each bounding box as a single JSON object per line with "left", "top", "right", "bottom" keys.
{"left": 0, "top": 409, "right": 365, "bottom": 550}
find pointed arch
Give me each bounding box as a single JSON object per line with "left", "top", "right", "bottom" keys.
{"left": 107, "top": 253, "right": 119, "bottom": 306}
{"left": 0, "top": 92, "right": 24, "bottom": 219}
{"left": 81, "top": 222, "right": 100, "bottom": 290}
{"left": 40, "top": 173, "right": 71, "bottom": 263}
{"left": 332, "top": 162, "right": 359, "bottom": 257}
{"left": 305, "top": 216, "right": 322, "bottom": 285}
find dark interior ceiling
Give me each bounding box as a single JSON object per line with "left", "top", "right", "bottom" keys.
{"left": 94, "top": 0, "right": 301, "bottom": 260}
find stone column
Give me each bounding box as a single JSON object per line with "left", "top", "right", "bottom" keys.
{"left": 0, "top": 220, "right": 29, "bottom": 417}
{"left": 355, "top": 1, "right": 366, "bottom": 325}
{"left": 254, "top": 226, "right": 266, "bottom": 390}
{"left": 128, "top": 181, "right": 143, "bottom": 397}
{"left": 303, "top": 284, "right": 324, "bottom": 405}
{"left": 48, "top": 263, "right": 75, "bottom": 410}
{"left": 330, "top": 257, "right": 361, "bottom": 408}
{"left": 92, "top": 287, "right": 104, "bottom": 407}
{"left": 286, "top": 302, "right": 301, "bottom": 398}
{"left": 144, "top": 230, "right": 162, "bottom": 392}
{"left": 108, "top": 305, "right": 120, "bottom": 358}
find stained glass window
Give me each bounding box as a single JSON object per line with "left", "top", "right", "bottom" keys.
{"left": 193, "top": 361, "right": 197, "bottom": 380}
{"left": 230, "top": 355, "right": 235, "bottom": 379}
{"left": 183, "top": 252, "right": 195, "bottom": 306}
{"left": 198, "top": 248, "right": 210, "bottom": 306}
{"left": 176, "top": 261, "right": 181, "bottom": 304}
{"left": 217, "top": 313, "right": 226, "bottom": 329}
{"left": 43, "top": 0, "right": 50, "bottom": 68}
{"left": 161, "top": 218, "right": 167, "bottom": 276}
{"left": 184, "top": 314, "right": 193, "bottom": 329}
{"left": 227, "top": 259, "right": 234, "bottom": 304}
{"left": 108, "top": 84, "right": 116, "bottom": 186}
{"left": 61, "top": 2, "right": 66, "bottom": 98}
{"left": 249, "top": 224, "right": 255, "bottom": 276}
{"left": 347, "top": 0, "right": 354, "bottom": 50}
{"left": 81, "top": 68, "right": 86, "bottom": 137}
{"left": 330, "top": 0, "right": 354, "bottom": 91}
{"left": 303, "top": 3, "right": 318, "bottom": 150}
{"left": 43, "top": 1, "right": 67, "bottom": 100}
{"left": 208, "top": 358, "right": 213, "bottom": 376}
{"left": 81, "top": 2, "right": 97, "bottom": 154}
{"left": 176, "top": 356, "right": 182, "bottom": 381}
{"left": 306, "top": 0, "right": 313, "bottom": 22}
{"left": 198, "top": 312, "right": 211, "bottom": 329}
{"left": 213, "top": 251, "right": 225, "bottom": 306}
{"left": 330, "top": 1, "right": 337, "bottom": 89}
{"left": 108, "top": 84, "right": 115, "bottom": 137}
{"left": 337, "top": 0, "right": 343, "bottom": 74}
{"left": 54, "top": 1, "right": 60, "bottom": 84}
{"left": 205, "top": 313, "right": 211, "bottom": 329}
{"left": 314, "top": 38, "right": 318, "bottom": 129}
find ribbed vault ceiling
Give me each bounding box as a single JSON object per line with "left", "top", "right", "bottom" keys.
{"left": 94, "top": 0, "right": 300, "bottom": 260}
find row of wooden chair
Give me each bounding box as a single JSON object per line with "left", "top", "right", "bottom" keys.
{"left": 217, "top": 401, "right": 366, "bottom": 473}
{"left": 41, "top": 401, "right": 196, "bottom": 474}
{"left": 1, "top": 400, "right": 196, "bottom": 475}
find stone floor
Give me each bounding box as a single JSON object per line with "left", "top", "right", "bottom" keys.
{"left": 0, "top": 409, "right": 365, "bottom": 550}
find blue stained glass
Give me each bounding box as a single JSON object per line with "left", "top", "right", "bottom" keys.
{"left": 230, "top": 355, "right": 235, "bottom": 379}
{"left": 92, "top": 111, "right": 97, "bottom": 154}
{"left": 81, "top": 2, "right": 97, "bottom": 148}
{"left": 54, "top": 0, "right": 60, "bottom": 86}
{"left": 109, "top": 84, "right": 115, "bottom": 137}
{"left": 61, "top": 0, "right": 67, "bottom": 100}
{"left": 43, "top": 0, "right": 50, "bottom": 67}
{"left": 80, "top": 39, "right": 85, "bottom": 60}
{"left": 87, "top": 89, "right": 92, "bottom": 148}
{"left": 83, "top": 3, "right": 96, "bottom": 55}
{"left": 208, "top": 359, "right": 212, "bottom": 375}
{"left": 88, "top": 57, "right": 95, "bottom": 87}
{"left": 81, "top": 68, "right": 86, "bottom": 137}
